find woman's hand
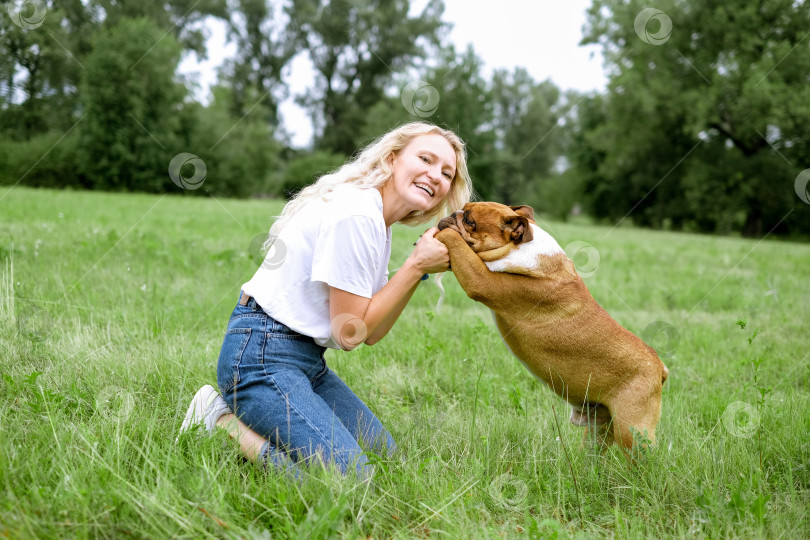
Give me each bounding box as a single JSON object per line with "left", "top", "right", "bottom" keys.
{"left": 343, "top": 228, "right": 448, "bottom": 348}
{"left": 408, "top": 227, "right": 450, "bottom": 274}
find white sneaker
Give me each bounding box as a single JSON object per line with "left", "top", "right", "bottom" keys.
{"left": 176, "top": 385, "right": 232, "bottom": 443}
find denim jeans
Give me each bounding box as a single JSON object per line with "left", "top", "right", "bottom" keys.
{"left": 216, "top": 293, "right": 395, "bottom": 478}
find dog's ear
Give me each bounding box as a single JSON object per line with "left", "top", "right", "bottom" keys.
{"left": 510, "top": 205, "right": 535, "bottom": 222}
{"left": 505, "top": 216, "right": 534, "bottom": 244}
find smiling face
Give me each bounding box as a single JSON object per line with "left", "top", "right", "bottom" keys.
{"left": 386, "top": 134, "right": 456, "bottom": 217}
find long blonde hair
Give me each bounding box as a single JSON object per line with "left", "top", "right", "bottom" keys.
{"left": 267, "top": 122, "right": 474, "bottom": 245}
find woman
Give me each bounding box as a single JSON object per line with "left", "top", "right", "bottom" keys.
{"left": 178, "top": 122, "right": 473, "bottom": 478}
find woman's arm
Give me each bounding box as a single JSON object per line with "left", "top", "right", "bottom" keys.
{"left": 329, "top": 227, "right": 447, "bottom": 349}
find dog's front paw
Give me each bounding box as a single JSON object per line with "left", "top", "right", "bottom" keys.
{"left": 435, "top": 227, "right": 461, "bottom": 245}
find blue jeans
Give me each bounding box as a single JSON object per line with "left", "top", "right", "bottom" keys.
{"left": 216, "top": 293, "right": 395, "bottom": 478}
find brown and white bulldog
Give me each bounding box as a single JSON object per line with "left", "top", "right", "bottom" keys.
{"left": 436, "top": 202, "right": 668, "bottom": 451}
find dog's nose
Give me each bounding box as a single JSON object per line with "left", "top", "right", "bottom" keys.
{"left": 437, "top": 212, "right": 459, "bottom": 230}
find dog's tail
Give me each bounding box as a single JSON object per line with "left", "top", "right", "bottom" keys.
{"left": 661, "top": 364, "right": 669, "bottom": 385}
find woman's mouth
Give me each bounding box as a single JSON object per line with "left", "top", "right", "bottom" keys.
{"left": 413, "top": 182, "right": 434, "bottom": 197}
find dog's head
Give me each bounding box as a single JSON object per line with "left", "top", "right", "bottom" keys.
{"left": 437, "top": 202, "right": 535, "bottom": 259}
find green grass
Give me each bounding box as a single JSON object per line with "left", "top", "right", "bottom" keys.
{"left": 1, "top": 186, "right": 808, "bottom": 539}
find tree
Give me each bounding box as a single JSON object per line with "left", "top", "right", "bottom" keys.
{"left": 89, "top": 0, "right": 228, "bottom": 55}
{"left": 79, "top": 17, "right": 186, "bottom": 192}
{"left": 287, "top": 0, "right": 446, "bottom": 154}
{"left": 357, "top": 46, "right": 565, "bottom": 206}
{"left": 488, "top": 68, "right": 561, "bottom": 205}
{"left": 579, "top": 0, "right": 810, "bottom": 236}
{"left": 181, "top": 85, "right": 284, "bottom": 198}
{"left": 419, "top": 44, "right": 495, "bottom": 200}
{"left": 0, "top": 1, "right": 81, "bottom": 137}
{"left": 219, "top": 0, "right": 302, "bottom": 131}
{"left": 0, "top": 0, "right": 227, "bottom": 140}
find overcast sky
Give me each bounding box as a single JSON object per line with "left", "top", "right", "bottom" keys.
{"left": 178, "top": 0, "right": 607, "bottom": 147}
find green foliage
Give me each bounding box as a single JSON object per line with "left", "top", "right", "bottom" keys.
{"left": 0, "top": 0, "right": 226, "bottom": 141}
{"left": 0, "top": 129, "right": 83, "bottom": 188}
{"left": 420, "top": 45, "right": 497, "bottom": 200}
{"left": 290, "top": 0, "right": 446, "bottom": 154}
{"left": 2, "top": 0, "right": 809, "bottom": 237}
{"left": 79, "top": 17, "right": 186, "bottom": 192}
{"left": 530, "top": 168, "right": 586, "bottom": 221}
{"left": 279, "top": 149, "right": 347, "bottom": 198}
{"left": 576, "top": 0, "right": 810, "bottom": 236}
{"left": 181, "top": 87, "right": 283, "bottom": 197}
{"left": 90, "top": 0, "right": 228, "bottom": 55}
{"left": 219, "top": 0, "right": 299, "bottom": 127}
{"left": 0, "top": 2, "right": 83, "bottom": 137}
{"left": 395, "top": 44, "right": 569, "bottom": 208}
{"left": 487, "top": 69, "right": 562, "bottom": 204}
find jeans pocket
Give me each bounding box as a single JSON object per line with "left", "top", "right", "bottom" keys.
{"left": 217, "top": 327, "right": 251, "bottom": 394}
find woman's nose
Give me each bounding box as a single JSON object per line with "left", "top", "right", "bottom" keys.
{"left": 426, "top": 165, "right": 442, "bottom": 182}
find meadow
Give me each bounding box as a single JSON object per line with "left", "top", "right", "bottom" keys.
{"left": 1, "top": 186, "right": 808, "bottom": 539}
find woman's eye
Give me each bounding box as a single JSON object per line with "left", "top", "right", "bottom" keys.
{"left": 420, "top": 155, "right": 430, "bottom": 163}
{"left": 443, "top": 172, "right": 452, "bottom": 180}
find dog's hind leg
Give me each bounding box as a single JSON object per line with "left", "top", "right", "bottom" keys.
{"left": 571, "top": 403, "right": 613, "bottom": 449}
{"left": 607, "top": 386, "right": 663, "bottom": 451}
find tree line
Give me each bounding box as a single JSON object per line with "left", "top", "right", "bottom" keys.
{"left": 2, "top": 0, "right": 808, "bottom": 236}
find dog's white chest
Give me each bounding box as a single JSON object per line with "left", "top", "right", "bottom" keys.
{"left": 484, "top": 224, "right": 563, "bottom": 272}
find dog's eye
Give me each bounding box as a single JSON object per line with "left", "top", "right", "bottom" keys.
{"left": 462, "top": 212, "right": 476, "bottom": 231}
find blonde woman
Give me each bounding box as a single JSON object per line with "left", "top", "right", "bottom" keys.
{"left": 178, "top": 122, "right": 473, "bottom": 478}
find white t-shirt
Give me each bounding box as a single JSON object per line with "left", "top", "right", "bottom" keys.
{"left": 242, "top": 185, "right": 392, "bottom": 349}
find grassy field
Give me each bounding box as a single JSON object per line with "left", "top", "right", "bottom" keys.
{"left": 1, "top": 186, "right": 808, "bottom": 539}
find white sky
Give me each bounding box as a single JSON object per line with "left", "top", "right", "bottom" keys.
{"left": 178, "top": 0, "right": 606, "bottom": 148}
